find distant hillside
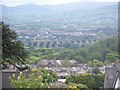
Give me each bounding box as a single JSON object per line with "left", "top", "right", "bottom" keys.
{"left": 2, "top": 2, "right": 117, "bottom": 16}
{"left": 1, "top": 2, "right": 118, "bottom": 34}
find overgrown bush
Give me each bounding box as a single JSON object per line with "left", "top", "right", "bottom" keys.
{"left": 9, "top": 71, "right": 45, "bottom": 88}
{"left": 9, "top": 69, "right": 58, "bottom": 88}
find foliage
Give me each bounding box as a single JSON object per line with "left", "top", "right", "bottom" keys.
{"left": 50, "top": 82, "right": 67, "bottom": 88}
{"left": 88, "top": 60, "right": 104, "bottom": 67}
{"left": 9, "top": 71, "right": 44, "bottom": 88}
{"left": 76, "top": 84, "right": 88, "bottom": 89}
{"left": 40, "top": 69, "right": 58, "bottom": 84}
{"left": 27, "top": 36, "right": 118, "bottom": 64}
{"left": 9, "top": 69, "right": 58, "bottom": 88}
{"left": 105, "top": 53, "right": 118, "bottom": 62}
{"left": 94, "top": 74, "right": 104, "bottom": 88}
{"left": 61, "top": 60, "right": 74, "bottom": 67}
{"left": 26, "top": 56, "right": 41, "bottom": 64}
{"left": 65, "top": 73, "right": 104, "bottom": 88}
{"left": 67, "top": 82, "right": 88, "bottom": 89}
{"left": 1, "top": 22, "right": 28, "bottom": 71}
{"left": 26, "top": 48, "right": 55, "bottom": 64}
{"left": 66, "top": 74, "right": 95, "bottom": 88}
{"left": 116, "top": 88, "right": 120, "bottom": 90}
{"left": 92, "top": 67, "right": 101, "bottom": 75}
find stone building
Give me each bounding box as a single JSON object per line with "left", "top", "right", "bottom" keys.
{"left": 104, "top": 61, "right": 120, "bottom": 89}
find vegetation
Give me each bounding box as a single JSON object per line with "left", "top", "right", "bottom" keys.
{"left": 10, "top": 69, "right": 58, "bottom": 88}
{"left": 10, "top": 70, "right": 104, "bottom": 89}
{"left": 26, "top": 36, "right": 118, "bottom": 64}
{"left": 2, "top": 23, "right": 118, "bottom": 65}
{"left": 2, "top": 22, "right": 117, "bottom": 89}
{"left": 67, "top": 83, "right": 88, "bottom": 89}
{"left": 65, "top": 73, "right": 104, "bottom": 88}
{"left": 1, "top": 22, "right": 28, "bottom": 71}
{"left": 61, "top": 60, "right": 77, "bottom": 67}
{"left": 88, "top": 60, "right": 104, "bottom": 67}
{"left": 10, "top": 72, "right": 44, "bottom": 88}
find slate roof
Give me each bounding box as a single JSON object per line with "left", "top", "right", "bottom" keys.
{"left": 104, "top": 61, "right": 120, "bottom": 88}
{"left": 104, "top": 66, "right": 118, "bottom": 88}
{"left": 37, "top": 60, "right": 60, "bottom": 67}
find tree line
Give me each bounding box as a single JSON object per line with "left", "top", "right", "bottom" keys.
{"left": 26, "top": 36, "right": 118, "bottom": 64}
{"left": 1, "top": 22, "right": 119, "bottom": 69}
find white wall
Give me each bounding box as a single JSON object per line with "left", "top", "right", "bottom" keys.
{"left": 115, "top": 76, "right": 120, "bottom": 88}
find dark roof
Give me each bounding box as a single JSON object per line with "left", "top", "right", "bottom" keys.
{"left": 37, "top": 60, "right": 60, "bottom": 67}
{"left": 104, "top": 61, "right": 120, "bottom": 88}
{"left": 104, "top": 67, "right": 118, "bottom": 88}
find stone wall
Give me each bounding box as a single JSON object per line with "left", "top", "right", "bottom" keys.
{"left": 2, "top": 71, "right": 31, "bottom": 88}
{"left": 0, "top": 22, "right": 2, "bottom": 90}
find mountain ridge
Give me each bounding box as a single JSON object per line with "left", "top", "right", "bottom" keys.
{"left": 1, "top": 2, "right": 117, "bottom": 15}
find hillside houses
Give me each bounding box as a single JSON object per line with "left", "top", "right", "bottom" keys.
{"left": 1, "top": 59, "right": 107, "bottom": 88}
{"left": 31, "top": 60, "right": 91, "bottom": 77}
{"left": 2, "top": 59, "right": 106, "bottom": 76}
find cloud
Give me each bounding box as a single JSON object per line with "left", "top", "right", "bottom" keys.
{"left": 90, "top": 0, "right": 119, "bottom": 1}
{"left": 1, "top": 0, "right": 119, "bottom": 6}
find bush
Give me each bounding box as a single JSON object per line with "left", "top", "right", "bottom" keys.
{"left": 9, "top": 71, "right": 44, "bottom": 88}
{"left": 9, "top": 69, "right": 58, "bottom": 88}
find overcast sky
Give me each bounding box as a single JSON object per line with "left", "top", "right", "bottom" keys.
{"left": 0, "top": 0, "right": 119, "bottom": 6}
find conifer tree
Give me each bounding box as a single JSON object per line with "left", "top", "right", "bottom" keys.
{"left": 1, "top": 22, "right": 28, "bottom": 71}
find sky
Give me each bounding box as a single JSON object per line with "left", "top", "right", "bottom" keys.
{"left": 0, "top": 0, "right": 119, "bottom": 6}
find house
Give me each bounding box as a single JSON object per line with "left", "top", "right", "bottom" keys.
{"left": 104, "top": 60, "right": 120, "bottom": 89}
{"left": 36, "top": 60, "right": 60, "bottom": 67}
{"left": 58, "top": 79, "right": 66, "bottom": 83}
{"left": 76, "top": 64, "right": 90, "bottom": 74}
{"left": 99, "top": 66, "right": 105, "bottom": 74}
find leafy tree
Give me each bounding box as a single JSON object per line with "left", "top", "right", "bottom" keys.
{"left": 66, "top": 74, "right": 95, "bottom": 88}
{"left": 25, "top": 36, "right": 118, "bottom": 64}
{"left": 105, "top": 53, "right": 118, "bottom": 62}
{"left": 116, "top": 88, "right": 120, "bottom": 90}
{"left": 92, "top": 67, "right": 101, "bottom": 75}
{"left": 88, "top": 60, "right": 104, "bottom": 67}
{"left": 66, "top": 73, "right": 104, "bottom": 88}
{"left": 67, "top": 83, "right": 78, "bottom": 89}
{"left": 10, "top": 71, "right": 45, "bottom": 88}
{"left": 26, "top": 56, "right": 40, "bottom": 64}
{"left": 76, "top": 84, "right": 88, "bottom": 89}
{"left": 67, "top": 83, "right": 88, "bottom": 89}
{"left": 73, "top": 55, "right": 85, "bottom": 63}
{"left": 10, "top": 69, "right": 58, "bottom": 88}
{"left": 94, "top": 74, "right": 104, "bottom": 88}
{"left": 61, "top": 60, "right": 73, "bottom": 67}
{"left": 1, "top": 22, "right": 28, "bottom": 71}
{"left": 86, "top": 36, "right": 118, "bottom": 62}
{"left": 40, "top": 69, "right": 58, "bottom": 84}
{"left": 76, "top": 48, "right": 88, "bottom": 60}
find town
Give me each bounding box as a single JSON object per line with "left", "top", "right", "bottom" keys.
{"left": 1, "top": 1, "right": 120, "bottom": 89}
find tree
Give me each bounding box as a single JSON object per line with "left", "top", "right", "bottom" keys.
{"left": 105, "top": 53, "right": 118, "bottom": 62}
{"left": 66, "top": 74, "right": 95, "bottom": 88}
{"left": 1, "top": 22, "right": 28, "bottom": 71}
{"left": 88, "top": 60, "right": 104, "bottom": 67}
{"left": 67, "top": 83, "right": 88, "bottom": 89}
{"left": 92, "top": 67, "right": 101, "bottom": 75}
{"left": 61, "top": 60, "right": 73, "bottom": 67}
{"left": 40, "top": 69, "right": 58, "bottom": 84}
{"left": 10, "top": 71, "right": 45, "bottom": 88}
{"left": 66, "top": 73, "right": 104, "bottom": 88}
{"left": 94, "top": 74, "right": 104, "bottom": 88}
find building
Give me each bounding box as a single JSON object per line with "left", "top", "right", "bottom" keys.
{"left": 104, "top": 61, "right": 120, "bottom": 89}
